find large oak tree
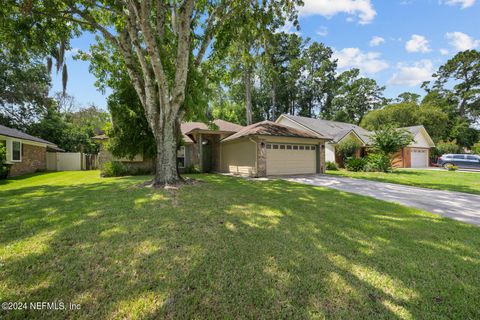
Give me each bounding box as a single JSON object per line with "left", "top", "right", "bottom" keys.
{"left": 4, "top": 0, "right": 299, "bottom": 186}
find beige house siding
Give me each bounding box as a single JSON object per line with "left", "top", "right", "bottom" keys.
{"left": 409, "top": 131, "right": 431, "bottom": 148}
{"left": 325, "top": 144, "right": 336, "bottom": 162}
{"left": 220, "top": 138, "right": 257, "bottom": 176}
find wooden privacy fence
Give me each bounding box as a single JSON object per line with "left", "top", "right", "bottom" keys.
{"left": 46, "top": 152, "right": 98, "bottom": 171}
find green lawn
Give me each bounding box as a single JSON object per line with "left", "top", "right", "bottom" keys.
{"left": 1, "top": 171, "right": 479, "bottom": 319}
{"left": 327, "top": 169, "right": 480, "bottom": 195}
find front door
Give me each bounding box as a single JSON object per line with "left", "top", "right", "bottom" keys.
{"left": 202, "top": 140, "right": 212, "bottom": 172}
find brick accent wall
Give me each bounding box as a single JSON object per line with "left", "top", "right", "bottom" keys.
{"left": 9, "top": 144, "right": 46, "bottom": 177}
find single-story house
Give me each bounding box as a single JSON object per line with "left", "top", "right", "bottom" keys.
{"left": 96, "top": 119, "right": 330, "bottom": 177}
{"left": 276, "top": 114, "right": 436, "bottom": 168}
{"left": 0, "top": 124, "right": 61, "bottom": 177}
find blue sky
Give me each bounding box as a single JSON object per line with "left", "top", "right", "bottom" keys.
{"left": 51, "top": 0, "right": 480, "bottom": 109}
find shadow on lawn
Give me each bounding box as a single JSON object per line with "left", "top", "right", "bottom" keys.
{"left": 1, "top": 174, "right": 479, "bottom": 319}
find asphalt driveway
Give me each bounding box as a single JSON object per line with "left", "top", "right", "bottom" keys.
{"left": 283, "top": 174, "right": 480, "bottom": 226}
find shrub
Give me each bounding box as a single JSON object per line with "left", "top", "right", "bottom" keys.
{"left": 434, "top": 140, "right": 460, "bottom": 156}
{"left": 183, "top": 165, "right": 201, "bottom": 174}
{"left": 364, "top": 153, "right": 391, "bottom": 172}
{"left": 101, "top": 161, "right": 127, "bottom": 177}
{"left": 446, "top": 164, "right": 458, "bottom": 171}
{"left": 0, "top": 144, "right": 9, "bottom": 179}
{"left": 326, "top": 161, "right": 338, "bottom": 171}
{"left": 336, "top": 138, "right": 361, "bottom": 163}
{"left": 345, "top": 157, "right": 366, "bottom": 172}
{"left": 472, "top": 142, "right": 480, "bottom": 155}
{"left": 371, "top": 126, "right": 413, "bottom": 157}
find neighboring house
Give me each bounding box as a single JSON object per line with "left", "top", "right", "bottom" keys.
{"left": 0, "top": 125, "right": 61, "bottom": 177}
{"left": 392, "top": 125, "right": 436, "bottom": 168}
{"left": 96, "top": 119, "right": 330, "bottom": 177}
{"left": 277, "top": 114, "right": 435, "bottom": 168}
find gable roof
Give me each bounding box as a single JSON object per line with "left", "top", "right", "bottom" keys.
{"left": 399, "top": 125, "right": 435, "bottom": 147}
{"left": 279, "top": 114, "right": 371, "bottom": 144}
{"left": 0, "top": 124, "right": 57, "bottom": 146}
{"left": 401, "top": 125, "right": 425, "bottom": 136}
{"left": 221, "top": 121, "right": 328, "bottom": 143}
{"left": 181, "top": 119, "right": 244, "bottom": 134}
{"left": 181, "top": 119, "right": 244, "bottom": 143}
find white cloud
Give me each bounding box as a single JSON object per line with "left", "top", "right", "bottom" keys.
{"left": 405, "top": 34, "right": 431, "bottom": 53}
{"left": 440, "top": 48, "right": 450, "bottom": 55}
{"left": 276, "top": 21, "right": 300, "bottom": 35}
{"left": 442, "top": 0, "right": 476, "bottom": 9}
{"left": 369, "top": 36, "right": 385, "bottom": 47}
{"left": 333, "top": 48, "right": 389, "bottom": 74}
{"left": 445, "top": 31, "right": 480, "bottom": 51}
{"left": 316, "top": 26, "right": 328, "bottom": 37}
{"left": 388, "top": 60, "right": 434, "bottom": 87}
{"left": 299, "top": 0, "right": 377, "bottom": 25}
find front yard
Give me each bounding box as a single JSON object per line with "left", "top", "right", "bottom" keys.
{"left": 1, "top": 171, "right": 479, "bottom": 319}
{"left": 327, "top": 169, "right": 480, "bottom": 195}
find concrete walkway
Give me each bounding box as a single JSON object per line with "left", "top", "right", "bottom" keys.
{"left": 282, "top": 175, "right": 480, "bottom": 226}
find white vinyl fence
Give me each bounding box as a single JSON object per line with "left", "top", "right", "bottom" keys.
{"left": 46, "top": 152, "right": 98, "bottom": 171}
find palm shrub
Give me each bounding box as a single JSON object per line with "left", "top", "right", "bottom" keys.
{"left": 345, "top": 157, "right": 367, "bottom": 172}
{"left": 325, "top": 161, "right": 339, "bottom": 171}
{"left": 365, "top": 153, "right": 391, "bottom": 172}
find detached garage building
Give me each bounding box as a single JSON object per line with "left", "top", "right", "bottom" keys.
{"left": 392, "top": 126, "right": 436, "bottom": 168}
{"left": 220, "top": 121, "right": 330, "bottom": 177}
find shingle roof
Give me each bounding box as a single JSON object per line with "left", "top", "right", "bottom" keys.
{"left": 400, "top": 125, "right": 424, "bottom": 136}
{"left": 0, "top": 124, "right": 57, "bottom": 146}
{"left": 181, "top": 120, "right": 244, "bottom": 143}
{"left": 181, "top": 119, "right": 244, "bottom": 134}
{"left": 221, "top": 121, "right": 328, "bottom": 142}
{"left": 280, "top": 114, "right": 371, "bottom": 144}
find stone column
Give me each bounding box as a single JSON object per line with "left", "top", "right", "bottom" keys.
{"left": 320, "top": 143, "right": 326, "bottom": 173}
{"left": 256, "top": 139, "right": 267, "bottom": 177}
{"left": 317, "top": 142, "right": 326, "bottom": 174}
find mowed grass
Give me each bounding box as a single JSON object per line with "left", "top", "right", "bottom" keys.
{"left": 327, "top": 169, "right": 480, "bottom": 195}
{"left": 1, "top": 171, "right": 479, "bottom": 319}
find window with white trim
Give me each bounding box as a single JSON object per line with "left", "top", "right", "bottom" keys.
{"left": 12, "top": 141, "right": 22, "bottom": 162}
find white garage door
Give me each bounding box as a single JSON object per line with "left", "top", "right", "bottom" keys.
{"left": 266, "top": 144, "right": 317, "bottom": 175}
{"left": 411, "top": 148, "right": 428, "bottom": 168}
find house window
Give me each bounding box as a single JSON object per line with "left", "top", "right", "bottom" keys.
{"left": 12, "top": 141, "right": 22, "bottom": 162}
{"left": 177, "top": 146, "right": 185, "bottom": 168}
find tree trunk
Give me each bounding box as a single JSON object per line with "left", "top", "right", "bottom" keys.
{"left": 151, "top": 117, "right": 181, "bottom": 187}
{"left": 271, "top": 85, "right": 276, "bottom": 120}
{"left": 244, "top": 68, "right": 253, "bottom": 125}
